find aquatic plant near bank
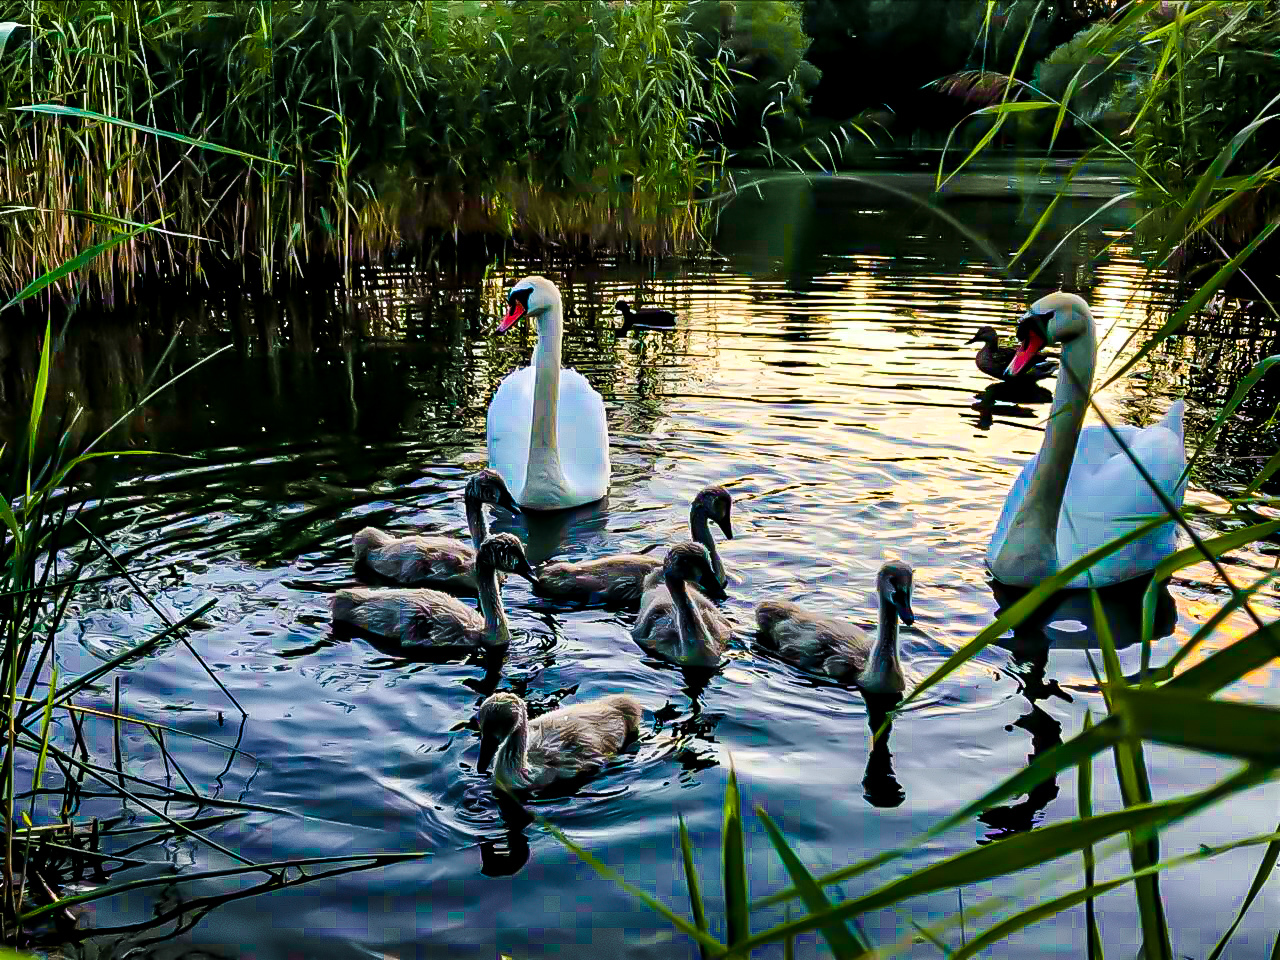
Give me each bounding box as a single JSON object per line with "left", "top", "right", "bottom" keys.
{"left": 0, "top": 1, "right": 733, "bottom": 306}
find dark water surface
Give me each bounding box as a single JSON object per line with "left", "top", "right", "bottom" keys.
{"left": 16, "top": 169, "right": 1280, "bottom": 958}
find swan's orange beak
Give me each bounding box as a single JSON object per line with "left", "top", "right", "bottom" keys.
{"left": 1006, "top": 331, "right": 1046, "bottom": 377}
{"left": 497, "top": 300, "right": 525, "bottom": 334}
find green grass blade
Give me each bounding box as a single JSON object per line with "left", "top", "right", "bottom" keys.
{"left": 1078, "top": 713, "right": 1104, "bottom": 960}
{"left": 1101, "top": 221, "right": 1280, "bottom": 390}
{"left": 756, "top": 806, "right": 866, "bottom": 959}
{"left": 891, "top": 515, "right": 1170, "bottom": 716}
{"left": 1, "top": 221, "right": 158, "bottom": 313}
{"left": 947, "top": 822, "right": 1280, "bottom": 960}
{"left": 755, "top": 718, "right": 1123, "bottom": 910}
{"left": 1097, "top": 595, "right": 1171, "bottom": 960}
{"left": 12, "top": 105, "right": 291, "bottom": 169}
{"left": 1244, "top": 446, "right": 1280, "bottom": 495}
{"left": 24, "top": 317, "right": 51, "bottom": 498}
{"left": 730, "top": 774, "right": 1259, "bottom": 958}
{"left": 679, "top": 815, "right": 711, "bottom": 960}
{"left": 33, "top": 664, "right": 57, "bottom": 792}
{"left": 541, "top": 818, "right": 725, "bottom": 956}
{"left": 1164, "top": 619, "right": 1280, "bottom": 695}
{"left": 1115, "top": 687, "right": 1280, "bottom": 763}
{"left": 723, "top": 764, "right": 750, "bottom": 952}
{"left": 1208, "top": 820, "right": 1280, "bottom": 960}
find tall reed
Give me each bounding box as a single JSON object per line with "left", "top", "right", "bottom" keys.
{"left": 0, "top": 1, "right": 732, "bottom": 307}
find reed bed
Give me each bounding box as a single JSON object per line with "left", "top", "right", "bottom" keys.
{"left": 0, "top": 0, "right": 732, "bottom": 307}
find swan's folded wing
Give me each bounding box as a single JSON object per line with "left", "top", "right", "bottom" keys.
{"left": 487, "top": 366, "right": 535, "bottom": 496}
{"left": 1058, "top": 421, "right": 1188, "bottom": 584}
{"left": 556, "top": 367, "right": 611, "bottom": 500}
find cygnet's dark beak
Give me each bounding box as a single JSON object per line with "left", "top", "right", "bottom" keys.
{"left": 477, "top": 733, "right": 498, "bottom": 774}
{"left": 512, "top": 555, "right": 538, "bottom": 584}
{"left": 497, "top": 487, "right": 522, "bottom": 515}
{"left": 893, "top": 589, "right": 915, "bottom": 626}
{"left": 701, "top": 574, "right": 729, "bottom": 601}
{"left": 717, "top": 511, "right": 734, "bottom": 541}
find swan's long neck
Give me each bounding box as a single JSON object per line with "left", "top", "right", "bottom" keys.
{"left": 990, "top": 315, "right": 1097, "bottom": 584}
{"left": 664, "top": 570, "right": 709, "bottom": 660}
{"left": 493, "top": 709, "right": 532, "bottom": 791}
{"left": 464, "top": 497, "right": 488, "bottom": 550}
{"left": 525, "top": 301, "right": 567, "bottom": 497}
{"left": 475, "top": 560, "right": 510, "bottom": 647}
{"left": 861, "top": 593, "right": 904, "bottom": 693}
{"left": 689, "top": 512, "right": 724, "bottom": 585}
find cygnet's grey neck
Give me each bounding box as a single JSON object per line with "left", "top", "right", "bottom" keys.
{"left": 493, "top": 709, "right": 531, "bottom": 791}
{"left": 664, "top": 568, "right": 709, "bottom": 660}
{"left": 465, "top": 496, "right": 489, "bottom": 550}
{"left": 690, "top": 510, "right": 724, "bottom": 584}
{"left": 862, "top": 592, "right": 903, "bottom": 689}
{"left": 475, "top": 561, "right": 509, "bottom": 646}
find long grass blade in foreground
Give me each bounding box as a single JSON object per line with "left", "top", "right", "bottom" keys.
{"left": 679, "top": 814, "right": 711, "bottom": 960}
{"left": 722, "top": 764, "right": 750, "bottom": 952}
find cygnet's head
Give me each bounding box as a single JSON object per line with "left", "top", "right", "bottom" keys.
{"left": 692, "top": 484, "right": 734, "bottom": 541}
{"left": 496, "top": 276, "right": 561, "bottom": 334}
{"left": 876, "top": 561, "right": 915, "bottom": 626}
{"left": 475, "top": 691, "right": 527, "bottom": 772}
{"left": 476, "top": 533, "right": 537, "bottom": 582}
{"left": 465, "top": 469, "right": 521, "bottom": 514}
{"left": 1007, "top": 292, "right": 1093, "bottom": 376}
{"left": 663, "top": 540, "right": 718, "bottom": 588}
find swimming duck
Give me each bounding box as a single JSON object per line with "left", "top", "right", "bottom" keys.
{"left": 331, "top": 533, "right": 536, "bottom": 649}
{"left": 532, "top": 484, "right": 733, "bottom": 606}
{"left": 476, "top": 690, "right": 643, "bottom": 793}
{"left": 967, "top": 325, "right": 1058, "bottom": 382}
{"left": 615, "top": 298, "right": 677, "bottom": 334}
{"left": 351, "top": 469, "right": 521, "bottom": 592}
{"left": 632, "top": 541, "right": 733, "bottom": 668}
{"left": 754, "top": 561, "right": 915, "bottom": 695}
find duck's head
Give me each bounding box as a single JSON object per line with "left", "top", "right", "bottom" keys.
{"left": 476, "top": 691, "right": 527, "bottom": 773}
{"left": 497, "top": 276, "right": 561, "bottom": 334}
{"left": 1007, "top": 292, "right": 1092, "bottom": 376}
{"left": 965, "top": 325, "right": 999, "bottom": 347}
{"left": 692, "top": 484, "right": 734, "bottom": 541}
{"left": 614, "top": 298, "right": 630, "bottom": 314}
{"left": 465, "top": 469, "right": 521, "bottom": 515}
{"left": 476, "top": 533, "right": 537, "bottom": 583}
{"left": 665, "top": 537, "right": 727, "bottom": 599}
{"left": 877, "top": 561, "right": 915, "bottom": 626}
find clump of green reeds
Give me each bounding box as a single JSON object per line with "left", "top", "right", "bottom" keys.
{"left": 0, "top": 232, "right": 426, "bottom": 948}
{"left": 0, "top": 1, "right": 733, "bottom": 307}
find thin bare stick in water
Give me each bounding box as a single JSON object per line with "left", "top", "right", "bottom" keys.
{"left": 75, "top": 519, "right": 244, "bottom": 715}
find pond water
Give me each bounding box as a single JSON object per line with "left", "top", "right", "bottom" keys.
{"left": 15, "top": 167, "right": 1280, "bottom": 958}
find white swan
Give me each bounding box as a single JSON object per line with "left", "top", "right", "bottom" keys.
{"left": 987, "top": 292, "right": 1187, "bottom": 589}
{"left": 487, "top": 276, "right": 611, "bottom": 511}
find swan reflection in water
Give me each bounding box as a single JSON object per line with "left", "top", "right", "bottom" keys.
{"left": 974, "top": 575, "right": 1178, "bottom": 839}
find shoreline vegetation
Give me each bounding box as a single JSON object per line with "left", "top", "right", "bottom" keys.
{"left": 0, "top": 0, "right": 735, "bottom": 308}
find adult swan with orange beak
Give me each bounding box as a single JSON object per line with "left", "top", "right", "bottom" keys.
{"left": 986, "top": 292, "right": 1187, "bottom": 590}
{"left": 486, "top": 276, "right": 612, "bottom": 511}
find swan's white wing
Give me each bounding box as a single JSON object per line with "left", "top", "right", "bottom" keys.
{"left": 1058, "top": 416, "right": 1187, "bottom": 587}
{"left": 487, "top": 366, "right": 534, "bottom": 500}
{"left": 556, "top": 366, "right": 611, "bottom": 503}
{"left": 988, "top": 400, "right": 1188, "bottom": 588}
